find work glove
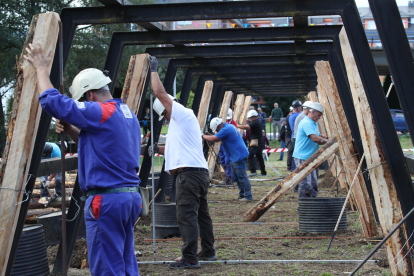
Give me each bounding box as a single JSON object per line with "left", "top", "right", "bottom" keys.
{"left": 45, "top": 181, "right": 51, "bottom": 188}
{"left": 148, "top": 142, "right": 159, "bottom": 157}
{"left": 150, "top": 56, "right": 158, "bottom": 72}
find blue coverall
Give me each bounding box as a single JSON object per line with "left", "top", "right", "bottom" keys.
{"left": 40, "top": 89, "right": 142, "bottom": 276}
{"left": 218, "top": 145, "right": 232, "bottom": 180}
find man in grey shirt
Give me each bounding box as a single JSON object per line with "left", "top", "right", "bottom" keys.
{"left": 293, "top": 101, "right": 313, "bottom": 140}
{"left": 269, "top": 103, "right": 283, "bottom": 140}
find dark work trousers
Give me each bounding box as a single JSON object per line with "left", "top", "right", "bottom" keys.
{"left": 286, "top": 138, "right": 293, "bottom": 170}
{"left": 248, "top": 146, "right": 266, "bottom": 175}
{"left": 176, "top": 170, "right": 215, "bottom": 261}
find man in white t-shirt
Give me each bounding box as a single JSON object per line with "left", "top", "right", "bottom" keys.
{"left": 148, "top": 57, "right": 215, "bottom": 269}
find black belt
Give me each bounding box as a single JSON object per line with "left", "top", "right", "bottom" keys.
{"left": 177, "top": 167, "right": 208, "bottom": 174}
{"left": 88, "top": 186, "right": 139, "bottom": 196}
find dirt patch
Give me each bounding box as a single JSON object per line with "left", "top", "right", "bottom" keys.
{"left": 47, "top": 239, "right": 87, "bottom": 269}
{"left": 45, "top": 159, "right": 392, "bottom": 275}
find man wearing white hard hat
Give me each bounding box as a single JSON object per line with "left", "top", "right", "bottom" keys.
{"left": 293, "top": 102, "right": 329, "bottom": 198}
{"left": 203, "top": 117, "right": 252, "bottom": 201}
{"left": 147, "top": 57, "right": 215, "bottom": 269}
{"left": 24, "top": 43, "right": 142, "bottom": 275}
{"left": 238, "top": 110, "right": 267, "bottom": 177}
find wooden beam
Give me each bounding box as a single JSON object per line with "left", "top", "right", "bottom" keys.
{"left": 207, "top": 91, "right": 233, "bottom": 176}
{"left": 0, "top": 12, "right": 59, "bottom": 274}
{"left": 315, "top": 60, "right": 378, "bottom": 238}
{"left": 120, "top": 54, "right": 151, "bottom": 114}
{"left": 340, "top": 27, "right": 411, "bottom": 275}
{"left": 238, "top": 96, "right": 252, "bottom": 126}
{"left": 197, "top": 81, "right": 214, "bottom": 130}
{"left": 232, "top": 94, "right": 245, "bottom": 123}
{"left": 244, "top": 141, "right": 339, "bottom": 222}
{"left": 315, "top": 85, "right": 349, "bottom": 190}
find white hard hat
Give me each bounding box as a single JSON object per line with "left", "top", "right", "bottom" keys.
{"left": 210, "top": 117, "right": 223, "bottom": 132}
{"left": 247, "top": 110, "right": 258, "bottom": 118}
{"left": 69, "top": 68, "right": 112, "bottom": 101}
{"left": 289, "top": 106, "right": 293, "bottom": 111}
{"left": 227, "top": 108, "right": 233, "bottom": 120}
{"left": 153, "top": 94, "right": 176, "bottom": 121}
{"left": 303, "top": 101, "right": 313, "bottom": 109}
{"left": 309, "top": 102, "right": 324, "bottom": 114}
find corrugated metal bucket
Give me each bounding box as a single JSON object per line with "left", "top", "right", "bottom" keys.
{"left": 11, "top": 224, "right": 50, "bottom": 276}
{"left": 154, "top": 202, "right": 181, "bottom": 239}
{"left": 298, "top": 197, "right": 347, "bottom": 233}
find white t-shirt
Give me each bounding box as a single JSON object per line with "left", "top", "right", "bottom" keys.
{"left": 164, "top": 101, "right": 208, "bottom": 174}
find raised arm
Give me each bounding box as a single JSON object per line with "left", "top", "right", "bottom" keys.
{"left": 150, "top": 57, "right": 173, "bottom": 116}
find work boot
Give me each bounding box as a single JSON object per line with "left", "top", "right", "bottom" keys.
{"left": 248, "top": 172, "right": 258, "bottom": 177}
{"left": 169, "top": 259, "right": 201, "bottom": 269}
{"left": 237, "top": 195, "right": 244, "bottom": 199}
{"left": 197, "top": 252, "right": 218, "bottom": 261}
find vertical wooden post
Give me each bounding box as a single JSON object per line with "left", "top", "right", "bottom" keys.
{"left": 238, "top": 96, "right": 252, "bottom": 126}
{"left": 207, "top": 91, "right": 233, "bottom": 175}
{"left": 121, "top": 54, "right": 151, "bottom": 113}
{"left": 232, "top": 94, "right": 246, "bottom": 123}
{"left": 0, "top": 13, "right": 60, "bottom": 275}
{"left": 197, "top": 81, "right": 214, "bottom": 129}
{"left": 318, "top": 78, "right": 356, "bottom": 211}
{"left": 340, "top": 27, "right": 411, "bottom": 275}
{"left": 315, "top": 61, "right": 378, "bottom": 238}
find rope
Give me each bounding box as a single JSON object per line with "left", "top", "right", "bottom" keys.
{"left": 390, "top": 228, "right": 414, "bottom": 267}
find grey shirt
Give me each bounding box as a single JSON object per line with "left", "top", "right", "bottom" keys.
{"left": 293, "top": 113, "right": 307, "bottom": 139}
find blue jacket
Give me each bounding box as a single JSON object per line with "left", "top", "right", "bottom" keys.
{"left": 39, "top": 88, "right": 141, "bottom": 192}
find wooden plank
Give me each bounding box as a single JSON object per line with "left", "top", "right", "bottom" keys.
{"left": 121, "top": 54, "right": 151, "bottom": 114}
{"left": 315, "top": 61, "right": 378, "bottom": 238}
{"left": 238, "top": 96, "right": 252, "bottom": 126}
{"left": 244, "top": 141, "right": 339, "bottom": 222}
{"left": 207, "top": 91, "right": 233, "bottom": 176}
{"left": 0, "top": 12, "right": 60, "bottom": 274}
{"left": 232, "top": 94, "right": 245, "bottom": 123}
{"left": 317, "top": 75, "right": 355, "bottom": 210}
{"left": 340, "top": 27, "right": 411, "bottom": 275}
{"left": 197, "top": 81, "right": 214, "bottom": 130}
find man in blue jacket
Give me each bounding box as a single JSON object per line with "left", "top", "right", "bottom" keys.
{"left": 203, "top": 118, "right": 252, "bottom": 201}
{"left": 24, "top": 42, "right": 142, "bottom": 276}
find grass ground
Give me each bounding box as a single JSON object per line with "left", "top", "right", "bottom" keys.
{"left": 65, "top": 129, "right": 411, "bottom": 275}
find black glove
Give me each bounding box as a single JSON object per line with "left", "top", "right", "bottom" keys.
{"left": 148, "top": 142, "right": 159, "bottom": 157}
{"left": 150, "top": 57, "right": 158, "bottom": 72}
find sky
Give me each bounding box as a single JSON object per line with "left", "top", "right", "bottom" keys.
{"left": 355, "top": 0, "right": 409, "bottom": 7}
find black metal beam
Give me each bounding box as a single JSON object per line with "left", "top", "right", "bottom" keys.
{"left": 36, "top": 156, "right": 78, "bottom": 177}
{"left": 105, "top": 27, "right": 339, "bottom": 91}
{"left": 146, "top": 42, "right": 333, "bottom": 58}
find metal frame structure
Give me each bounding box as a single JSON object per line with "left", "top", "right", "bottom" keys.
{"left": 6, "top": 1, "right": 413, "bottom": 275}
